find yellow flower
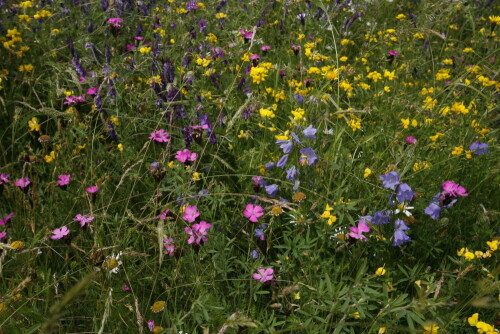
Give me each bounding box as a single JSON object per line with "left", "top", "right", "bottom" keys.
{"left": 464, "top": 251, "right": 475, "bottom": 261}
{"left": 423, "top": 325, "right": 439, "bottom": 334}
{"left": 383, "top": 70, "right": 395, "bottom": 80}
{"left": 489, "top": 16, "right": 500, "bottom": 24}
{"left": 117, "top": 143, "right": 124, "bottom": 152}
{"left": 10, "top": 241, "right": 24, "bottom": 250}
{"left": 363, "top": 168, "right": 372, "bottom": 178}
{"left": 463, "top": 47, "right": 474, "bottom": 53}
{"left": 349, "top": 312, "right": 360, "bottom": 319}
{"left": 378, "top": 328, "right": 386, "bottom": 334}
{"left": 476, "top": 321, "right": 495, "bottom": 333}
{"left": 327, "top": 215, "right": 337, "bottom": 226}
{"left": 259, "top": 108, "right": 275, "bottom": 119}
{"left": 347, "top": 119, "right": 361, "bottom": 131}
{"left": 249, "top": 66, "right": 269, "bottom": 84}
{"left": 468, "top": 313, "right": 479, "bottom": 326}
{"left": 215, "top": 12, "right": 227, "bottom": 19}
{"left": 44, "top": 151, "right": 56, "bottom": 163}
{"left": 429, "top": 133, "right": 444, "bottom": 142}
{"left": 19, "top": 64, "right": 34, "bottom": 72}
{"left": 150, "top": 301, "right": 165, "bottom": 313}
{"left": 206, "top": 33, "right": 217, "bottom": 43}
{"left": 18, "top": 14, "right": 31, "bottom": 22}
{"left": 19, "top": 1, "right": 33, "bottom": 9}
{"left": 401, "top": 118, "right": 410, "bottom": 129}
{"left": 395, "top": 13, "right": 406, "bottom": 20}
{"left": 291, "top": 108, "right": 305, "bottom": 121}
{"left": 192, "top": 172, "right": 201, "bottom": 181}
{"left": 375, "top": 267, "right": 386, "bottom": 276}
{"left": 293, "top": 292, "right": 300, "bottom": 300}
{"left": 367, "top": 71, "right": 382, "bottom": 82}
{"left": 486, "top": 240, "right": 498, "bottom": 252}
{"left": 139, "top": 46, "right": 151, "bottom": 54}
{"left": 28, "top": 117, "right": 40, "bottom": 132}
{"left": 451, "top": 146, "right": 463, "bottom": 155}
{"left": 339, "top": 56, "right": 348, "bottom": 62}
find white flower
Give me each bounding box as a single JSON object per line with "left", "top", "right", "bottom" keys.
{"left": 102, "top": 251, "right": 123, "bottom": 274}
{"left": 394, "top": 203, "right": 414, "bottom": 217}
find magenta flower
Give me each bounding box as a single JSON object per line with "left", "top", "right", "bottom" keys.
{"left": 57, "top": 174, "right": 71, "bottom": 187}
{"left": 252, "top": 267, "right": 274, "bottom": 283}
{"left": 0, "top": 213, "right": 15, "bottom": 226}
{"left": 63, "top": 95, "right": 85, "bottom": 105}
{"left": 86, "top": 87, "right": 97, "bottom": 95}
{"left": 149, "top": 129, "right": 170, "bottom": 143}
{"left": 243, "top": 204, "right": 264, "bottom": 222}
{"left": 86, "top": 186, "right": 99, "bottom": 194}
{"left": 107, "top": 18, "right": 123, "bottom": 28}
{"left": 0, "top": 173, "right": 10, "bottom": 185}
{"left": 250, "top": 54, "right": 260, "bottom": 60}
{"left": 73, "top": 214, "right": 94, "bottom": 227}
{"left": 51, "top": 226, "right": 70, "bottom": 240}
{"left": 163, "top": 238, "right": 175, "bottom": 256}
{"left": 126, "top": 44, "right": 136, "bottom": 51}
{"left": 122, "top": 284, "right": 130, "bottom": 291}
{"left": 261, "top": 45, "right": 271, "bottom": 52}
{"left": 0, "top": 231, "right": 6, "bottom": 241}
{"left": 405, "top": 136, "right": 416, "bottom": 145}
{"left": 147, "top": 321, "right": 155, "bottom": 332}
{"left": 184, "top": 221, "right": 211, "bottom": 245}
{"left": 442, "top": 181, "right": 468, "bottom": 197}
{"left": 159, "top": 209, "right": 171, "bottom": 220}
{"left": 349, "top": 222, "right": 370, "bottom": 241}
{"left": 183, "top": 205, "right": 200, "bottom": 223}
{"left": 388, "top": 50, "right": 399, "bottom": 57}
{"left": 15, "top": 177, "right": 30, "bottom": 189}
{"left": 175, "top": 149, "right": 197, "bottom": 163}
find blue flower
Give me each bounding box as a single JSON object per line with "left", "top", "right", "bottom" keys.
{"left": 277, "top": 155, "right": 288, "bottom": 169}
{"left": 424, "top": 202, "right": 442, "bottom": 220}
{"left": 299, "top": 147, "right": 318, "bottom": 166}
{"left": 291, "top": 132, "right": 302, "bottom": 144}
{"left": 302, "top": 125, "right": 317, "bottom": 139}
{"left": 276, "top": 140, "right": 293, "bottom": 154}
{"left": 396, "top": 183, "right": 416, "bottom": 203}
{"left": 286, "top": 166, "right": 298, "bottom": 181}
{"left": 250, "top": 250, "right": 259, "bottom": 259}
{"left": 380, "top": 171, "right": 400, "bottom": 190}
{"left": 265, "top": 184, "right": 279, "bottom": 196}
{"left": 392, "top": 219, "right": 411, "bottom": 246}
{"left": 265, "top": 162, "right": 275, "bottom": 170}
{"left": 372, "top": 211, "right": 391, "bottom": 225}
{"left": 469, "top": 141, "right": 489, "bottom": 156}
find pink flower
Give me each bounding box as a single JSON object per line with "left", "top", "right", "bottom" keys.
{"left": 184, "top": 221, "right": 211, "bottom": 245}
{"left": 163, "top": 238, "right": 175, "bottom": 256}
{"left": 261, "top": 45, "right": 271, "bottom": 52}
{"left": 442, "top": 181, "right": 468, "bottom": 197}
{"left": 0, "top": 173, "right": 10, "bottom": 185}
{"left": 183, "top": 205, "right": 200, "bottom": 223}
{"left": 73, "top": 214, "right": 94, "bottom": 227}
{"left": 147, "top": 321, "right": 155, "bottom": 332}
{"left": 86, "top": 87, "right": 97, "bottom": 95}
{"left": 159, "top": 209, "right": 171, "bottom": 220}
{"left": 388, "top": 50, "right": 399, "bottom": 57}
{"left": 405, "top": 136, "right": 416, "bottom": 145}
{"left": 0, "top": 231, "right": 6, "bottom": 241}
{"left": 250, "top": 54, "right": 260, "bottom": 60}
{"left": 15, "top": 177, "right": 30, "bottom": 189}
{"left": 252, "top": 267, "right": 274, "bottom": 283}
{"left": 149, "top": 129, "right": 170, "bottom": 143}
{"left": 0, "top": 213, "right": 15, "bottom": 226}
{"left": 63, "top": 95, "right": 85, "bottom": 105}
{"left": 57, "top": 174, "right": 71, "bottom": 186}
{"left": 126, "top": 44, "right": 136, "bottom": 51}
{"left": 175, "top": 149, "right": 197, "bottom": 163}
{"left": 51, "top": 226, "right": 70, "bottom": 240}
{"left": 107, "top": 18, "right": 123, "bottom": 28}
{"left": 86, "top": 186, "right": 99, "bottom": 194}
{"left": 349, "top": 222, "right": 370, "bottom": 241}
{"left": 122, "top": 284, "right": 130, "bottom": 291}
{"left": 240, "top": 29, "right": 253, "bottom": 39}
{"left": 243, "top": 204, "right": 264, "bottom": 222}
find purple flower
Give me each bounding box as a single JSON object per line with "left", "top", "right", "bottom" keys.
{"left": 51, "top": 226, "right": 70, "bottom": 240}
{"left": 299, "top": 147, "right": 318, "bottom": 166}
{"left": 63, "top": 95, "right": 85, "bottom": 105}
{"left": 147, "top": 321, "right": 155, "bottom": 331}
{"left": 73, "top": 214, "right": 94, "bottom": 227}
{"left": 276, "top": 140, "right": 293, "bottom": 154}
{"left": 0, "top": 213, "right": 15, "bottom": 226}
{"left": 349, "top": 221, "right": 370, "bottom": 241}
{"left": 265, "top": 162, "right": 275, "bottom": 170}
{"left": 277, "top": 155, "right": 288, "bottom": 169}
{"left": 302, "top": 125, "right": 317, "bottom": 139}
{"left": 15, "top": 177, "right": 30, "bottom": 189}
{"left": 0, "top": 173, "right": 10, "bottom": 185}
{"left": 265, "top": 184, "right": 279, "bottom": 196}
{"left": 392, "top": 220, "right": 411, "bottom": 246}
{"left": 469, "top": 141, "right": 489, "bottom": 155}
{"left": 291, "top": 132, "right": 302, "bottom": 144}
{"left": 149, "top": 129, "right": 170, "bottom": 143}
{"left": 405, "top": 136, "right": 416, "bottom": 145}
{"left": 380, "top": 172, "right": 400, "bottom": 190}
{"left": 57, "top": 174, "right": 71, "bottom": 187}
{"left": 372, "top": 211, "right": 391, "bottom": 225}
{"left": 250, "top": 249, "right": 259, "bottom": 259}
{"left": 184, "top": 221, "right": 211, "bottom": 245}
{"left": 254, "top": 224, "right": 267, "bottom": 240}
{"left": 388, "top": 51, "right": 399, "bottom": 57}
{"left": 107, "top": 18, "right": 123, "bottom": 28}
{"left": 86, "top": 185, "right": 98, "bottom": 194}
{"left": 240, "top": 29, "right": 253, "bottom": 40}
{"left": 396, "top": 183, "right": 416, "bottom": 203}
{"left": 286, "top": 166, "right": 298, "bottom": 181}
{"left": 163, "top": 238, "right": 175, "bottom": 256}
{"left": 252, "top": 267, "right": 273, "bottom": 283}
{"left": 424, "top": 202, "right": 442, "bottom": 220}
{"left": 244, "top": 204, "right": 264, "bottom": 222}
{"left": 183, "top": 206, "right": 200, "bottom": 223}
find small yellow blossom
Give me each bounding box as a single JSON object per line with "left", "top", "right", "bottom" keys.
{"left": 139, "top": 47, "right": 151, "bottom": 54}
{"left": 28, "top": 117, "right": 40, "bottom": 132}
{"left": 451, "top": 146, "right": 463, "bottom": 155}
{"left": 215, "top": 12, "right": 227, "bottom": 19}
{"left": 396, "top": 14, "right": 406, "bottom": 20}
{"left": 375, "top": 267, "right": 386, "bottom": 276}
{"left": 363, "top": 168, "right": 372, "bottom": 178}
{"left": 117, "top": 143, "right": 124, "bottom": 151}
{"left": 44, "top": 151, "right": 56, "bottom": 163}
{"left": 19, "top": 64, "right": 34, "bottom": 72}
{"left": 259, "top": 108, "right": 275, "bottom": 119}
{"left": 423, "top": 325, "right": 439, "bottom": 334}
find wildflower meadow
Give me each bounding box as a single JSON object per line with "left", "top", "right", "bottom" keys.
{"left": 1, "top": 0, "right": 499, "bottom": 333}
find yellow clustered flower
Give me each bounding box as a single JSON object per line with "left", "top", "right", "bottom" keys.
{"left": 375, "top": 267, "right": 386, "bottom": 276}
{"left": 259, "top": 108, "right": 275, "bottom": 119}
{"left": 429, "top": 133, "right": 445, "bottom": 142}
{"left": 320, "top": 204, "right": 337, "bottom": 226}
{"left": 44, "top": 151, "right": 56, "bottom": 163}
{"left": 265, "top": 87, "right": 286, "bottom": 102}
{"left": 450, "top": 102, "right": 469, "bottom": 114}
{"left": 413, "top": 161, "right": 430, "bottom": 172}
{"left": 215, "top": 12, "right": 227, "bottom": 19}
{"left": 117, "top": 143, "right": 124, "bottom": 151}
{"left": 291, "top": 108, "right": 305, "bottom": 121}
{"left": 468, "top": 313, "right": 497, "bottom": 334}
{"left": 451, "top": 145, "right": 464, "bottom": 155}
{"left": 435, "top": 69, "right": 451, "bottom": 81}
{"left": 19, "top": 1, "right": 33, "bottom": 9}
{"left": 206, "top": 33, "right": 217, "bottom": 43}
{"left": 19, "top": 64, "right": 34, "bottom": 72}
{"left": 383, "top": 70, "right": 395, "bottom": 80}
{"left": 363, "top": 168, "right": 372, "bottom": 178}
{"left": 400, "top": 118, "right": 418, "bottom": 129}
{"left": 34, "top": 10, "right": 52, "bottom": 19}
{"left": 249, "top": 63, "right": 273, "bottom": 84}
{"left": 196, "top": 57, "right": 211, "bottom": 67}
{"left": 139, "top": 46, "right": 151, "bottom": 54}
{"left": 28, "top": 117, "right": 40, "bottom": 132}
{"left": 423, "top": 325, "right": 439, "bottom": 334}
{"left": 366, "top": 71, "right": 382, "bottom": 82}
